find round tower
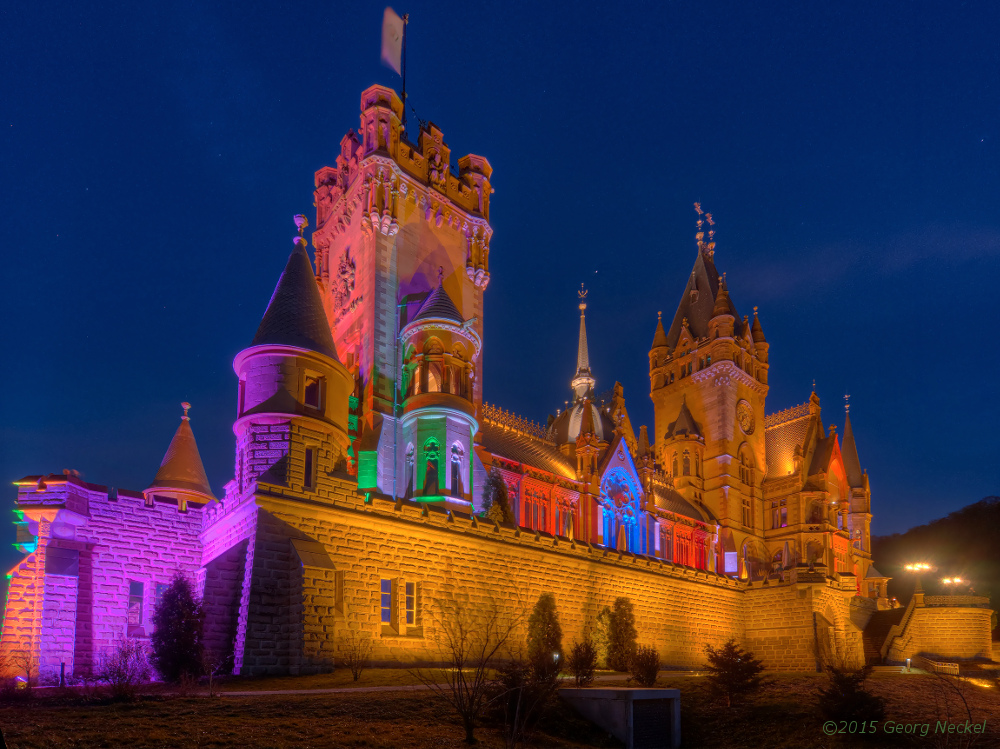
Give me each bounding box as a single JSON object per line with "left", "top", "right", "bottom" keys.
{"left": 144, "top": 402, "right": 216, "bottom": 511}
{"left": 232, "top": 217, "right": 354, "bottom": 496}
{"left": 397, "top": 268, "right": 479, "bottom": 505}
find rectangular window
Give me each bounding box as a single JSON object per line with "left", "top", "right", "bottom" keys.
{"left": 154, "top": 582, "right": 168, "bottom": 614}
{"left": 304, "top": 448, "right": 315, "bottom": 489}
{"left": 742, "top": 498, "right": 752, "bottom": 528}
{"left": 304, "top": 374, "right": 323, "bottom": 409}
{"left": 127, "top": 581, "right": 144, "bottom": 635}
{"left": 380, "top": 578, "right": 393, "bottom": 625}
{"left": 405, "top": 582, "right": 416, "bottom": 625}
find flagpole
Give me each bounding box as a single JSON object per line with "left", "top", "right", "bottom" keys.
{"left": 401, "top": 13, "right": 409, "bottom": 131}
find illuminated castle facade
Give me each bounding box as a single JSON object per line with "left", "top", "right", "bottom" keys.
{"left": 3, "top": 86, "right": 993, "bottom": 681}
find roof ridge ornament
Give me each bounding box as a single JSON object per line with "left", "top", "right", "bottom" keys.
{"left": 694, "top": 202, "right": 716, "bottom": 259}
{"left": 181, "top": 402, "right": 191, "bottom": 421}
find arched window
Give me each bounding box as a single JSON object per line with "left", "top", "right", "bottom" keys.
{"left": 672, "top": 455, "right": 678, "bottom": 478}
{"left": 694, "top": 453, "right": 701, "bottom": 478}
{"left": 682, "top": 452, "right": 691, "bottom": 476}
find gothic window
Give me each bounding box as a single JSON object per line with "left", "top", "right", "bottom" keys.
{"left": 694, "top": 453, "right": 701, "bottom": 478}
{"left": 672, "top": 455, "right": 678, "bottom": 478}
{"left": 682, "top": 452, "right": 691, "bottom": 476}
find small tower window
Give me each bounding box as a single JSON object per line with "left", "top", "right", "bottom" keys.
{"left": 682, "top": 452, "right": 691, "bottom": 476}
{"left": 304, "top": 374, "right": 323, "bottom": 409}
{"left": 304, "top": 448, "right": 315, "bottom": 489}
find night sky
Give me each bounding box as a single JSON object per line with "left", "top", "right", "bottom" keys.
{"left": 3, "top": 0, "right": 999, "bottom": 584}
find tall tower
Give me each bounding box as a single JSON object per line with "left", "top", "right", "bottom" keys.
{"left": 232, "top": 224, "right": 354, "bottom": 496}
{"left": 311, "top": 86, "right": 493, "bottom": 498}
{"left": 649, "top": 210, "right": 769, "bottom": 571}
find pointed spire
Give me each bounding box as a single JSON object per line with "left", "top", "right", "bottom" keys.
{"left": 751, "top": 305, "right": 766, "bottom": 343}
{"left": 146, "top": 403, "right": 215, "bottom": 501}
{"left": 712, "top": 278, "right": 732, "bottom": 318}
{"left": 666, "top": 396, "right": 702, "bottom": 439}
{"left": 251, "top": 216, "right": 339, "bottom": 361}
{"left": 637, "top": 425, "right": 650, "bottom": 457}
{"left": 571, "top": 284, "right": 596, "bottom": 400}
{"left": 412, "top": 266, "right": 464, "bottom": 324}
{"left": 651, "top": 310, "right": 668, "bottom": 349}
{"left": 842, "top": 395, "right": 864, "bottom": 488}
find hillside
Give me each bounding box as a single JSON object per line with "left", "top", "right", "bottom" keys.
{"left": 872, "top": 496, "right": 999, "bottom": 633}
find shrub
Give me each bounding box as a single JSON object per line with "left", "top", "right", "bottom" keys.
{"left": 818, "top": 666, "right": 886, "bottom": 724}
{"left": 567, "top": 640, "right": 597, "bottom": 687}
{"left": 593, "top": 606, "right": 611, "bottom": 667}
{"left": 630, "top": 645, "right": 660, "bottom": 687}
{"left": 493, "top": 651, "right": 562, "bottom": 748}
{"left": 527, "top": 593, "right": 562, "bottom": 678}
{"left": 98, "top": 637, "right": 151, "bottom": 701}
{"left": 342, "top": 629, "right": 372, "bottom": 682}
{"left": 606, "top": 597, "right": 638, "bottom": 672}
{"left": 482, "top": 467, "right": 513, "bottom": 524}
{"left": 703, "top": 639, "right": 768, "bottom": 707}
{"left": 151, "top": 572, "right": 204, "bottom": 682}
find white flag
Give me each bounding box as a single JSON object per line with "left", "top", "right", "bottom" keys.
{"left": 381, "top": 7, "right": 404, "bottom": 75}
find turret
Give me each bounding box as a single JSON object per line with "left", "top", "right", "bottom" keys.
{"left": 395, "top": 268, "right": 480, "bottom": 504}
{"left": 232, "top": 217, "right": 354, "bottom": 496}
{"left": 144, "top": 402, "right": 215, "bottom": 511}
{"left": 708, "top": 279, "right": 735, "bottom": 339}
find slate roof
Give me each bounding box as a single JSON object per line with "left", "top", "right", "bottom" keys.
{"left": 411, "top": 279, "right": 464, "bottom": 325}
{"left": 251, "top": 238, "right": 339, "bottom": 360}
{"left": 547, "top": 400, "right": 617, "bottom": 445}
{"left": 147, "top": 413, "right": 215, "bottom": 499}
{"left": 650, "top": 312, "right": 668, "bottom": 350}
{"left": 652, "top": 484, "right": 706, "bottom": 522}
{"left": 841, "top": 412, "right": 864, "bottom": 488}
{"left": 665, "top": 248, "right": 743, "bottom": 350}
{"left": 665, "top": 399, "right": 702, "bottom": 439}
{"left": 479, "top": 422, "right": 576, "bottom": 479}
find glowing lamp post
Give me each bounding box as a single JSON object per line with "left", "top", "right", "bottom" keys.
{"left": 903, "top": 562, "right": 935, "bottom": 597}
{"left": 941, "top": 577, "right": 966, "bottom": 594}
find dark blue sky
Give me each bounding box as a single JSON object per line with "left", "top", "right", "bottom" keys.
{"left": 2, "top": 0, "right": 998, "bottom": 580}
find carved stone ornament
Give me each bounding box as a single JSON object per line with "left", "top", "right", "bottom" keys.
{"left": 333, "top": 250, "right": 356, "bottom": 310}
{"left": 737, "top": 399, "right": 755, "bottom": 435}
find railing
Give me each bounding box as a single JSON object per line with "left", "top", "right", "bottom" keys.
{"left": 923, "top": 595, "right": 991, "bottom": 608}
{"left": 481, "top": 402, "right": 548, "bottom": 440}
{"left": 764, "top": 402, "right": 810, "bottom": 429}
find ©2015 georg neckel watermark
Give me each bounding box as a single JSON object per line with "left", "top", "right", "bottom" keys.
{"left": 821, "top": 720, "right": 988, "bottom": 738}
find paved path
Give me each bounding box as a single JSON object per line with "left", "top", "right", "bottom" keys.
{"left": 216, "top": 671, "right": 711, "bottom": 697}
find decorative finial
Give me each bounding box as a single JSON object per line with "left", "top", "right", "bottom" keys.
{"left": 812, "top": 379, "right": 817, "bottom": 392}
{"left": 657, "top": 310, "right": 662, "bottom": 320}
{"left": 181, "top": 402, "right": 191, "bottom": 421}
{"left": 578, "top": 283, "right": 587, "bottom": 311}
{"left": 294, "top": 214, "right": 308, "bottom": 237}
{"left": 844, "top": 393, "right": 850, "bottom": 414}
{"left": 438, "top": 266, "right": 444, "bottom": 284}
{"left": 753, "top": 305, "right": 758, "bottom": 315}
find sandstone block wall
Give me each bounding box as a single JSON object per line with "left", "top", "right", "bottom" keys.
{"left": 223, "top": 476, "right": 864, "bottom": 675}
{"left": 886, "top": 603, "right": 993, "bottom": 662}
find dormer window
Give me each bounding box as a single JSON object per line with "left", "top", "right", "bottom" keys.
{"left": 304, "top": 373, "right": 323, "bottom": 410}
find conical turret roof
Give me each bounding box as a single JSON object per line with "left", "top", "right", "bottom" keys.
{"left": 412, "top": 272, "right": 464, "bottom": 324}
{"left": 651, "top": 312, "right": 668, "bottom": 349}
{"left": 712, "top": 281, "right": 732, "bottom": 318}
{"left": 842, "top": 409, "right": 864, "bottom": 488}
{"left": 665, "top": 398, "right": 702, "bottom": 439}
{"left": 251, "top": 237, "right": 339, "bottom": 361}
{"left": 147, "top": 404, "right": 215, "bottom": 499}
{"left": 665, "top": 247, "right": 742, "bottom": 350}
{"left": 751, "top": 307, "right": 766, "bottom": 343}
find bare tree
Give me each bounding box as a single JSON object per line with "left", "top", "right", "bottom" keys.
{"left": 4, "top": 649, "right": 35, "bottom": 691}
{"left": 202, "top": 648, "right": 227, "bottom": 697}
{"left": 97, "top": 636, "right": 151, "bottom": 701}
{"left": 494, "top": 648, "right": 562, "bottom": 749}
{"left": 413, "top": 596, "right": 523, "bottom": 744}
{"left": 341, "top": 629, "right": 373, "bottom": 682}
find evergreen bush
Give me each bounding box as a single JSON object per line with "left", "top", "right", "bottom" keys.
{"left": 150, "top": 572, "right": 204, "bottom": 682}
{"left": 567, "top": 640, "right": 597, "bottom": 687}
{"left": 630, "top": 645, "right": 660, "bottom": 687}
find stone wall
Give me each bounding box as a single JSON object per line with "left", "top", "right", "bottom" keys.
{"left": 885, "top": 597, "right": 993, "bottom": 662}
{"left": 225, "top": 475, "right": 863, "bottom": 675}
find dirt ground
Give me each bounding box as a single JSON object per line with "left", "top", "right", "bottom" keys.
{"left": 0, "top": 671, "right": 996, "bottom": 748}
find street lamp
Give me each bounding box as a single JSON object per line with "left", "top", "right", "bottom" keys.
{"left": 941, "top": 577, "right": 966, "bottom": 594}
{"left": 903, "top": 562, "right": 935, "bottom": 597}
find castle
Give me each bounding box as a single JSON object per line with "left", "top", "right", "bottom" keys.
{"left": 2, "top": 86, "right": 993, "bottom": 680}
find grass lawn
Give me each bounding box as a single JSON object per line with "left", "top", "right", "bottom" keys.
{"left": 0, "top": 670, "right": 996, "bottom": 748}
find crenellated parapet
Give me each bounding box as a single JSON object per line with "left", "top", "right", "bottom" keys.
{"left": 312, "top": 85, "right": 494, "bottom": 290}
